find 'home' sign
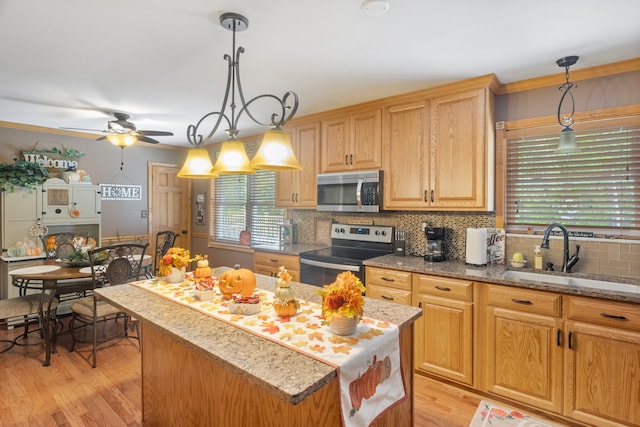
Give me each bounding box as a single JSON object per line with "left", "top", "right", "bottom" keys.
{"left": 100, "top": 183, "right": 142, "bottom": 201}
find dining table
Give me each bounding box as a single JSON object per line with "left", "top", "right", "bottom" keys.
{"left": 10, "top": 263, "right": 94, "bottom": 366}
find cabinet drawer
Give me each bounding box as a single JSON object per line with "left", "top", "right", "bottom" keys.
{"left": 366, "top": 283, "right": 412, "bottom": 306}
{"left": 565, "top": 295, "right": 640, "bottom": 332}
{"left": 486, "top": 284, "right": 561, "bottom": 317}
{"left": 366, "top": 267, "right": 411, "bottom": 291}
{"left": 253, "top": 252, "right": 299, "bottom": 270}
{"left": 414, "top": 274, "right": 473, "bottom": 301}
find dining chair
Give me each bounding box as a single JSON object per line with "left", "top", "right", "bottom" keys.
{"left": 0, "top": 291, "right": 59, "bottom": 353}
{"left": 68, "top": 243, "right": 148, "bottom": 368}
{"left": 151, "top": 230, "right": 178, "bottom": 277}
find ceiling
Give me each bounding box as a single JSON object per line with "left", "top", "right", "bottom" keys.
{"left": 1, "top": 0, "right": 639, "bottom": 148}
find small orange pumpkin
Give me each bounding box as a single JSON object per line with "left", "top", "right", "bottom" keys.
{"left": 218, "top": 264, "right": 256, "bottom": 299}
{"left": 194, "top": 256, "right": 212, "bottom": 278}
{"left": 274, "top": 300, "right": 298, "bottom": 317}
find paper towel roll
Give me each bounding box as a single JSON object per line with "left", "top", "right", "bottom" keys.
{"left": 466, "top": 228, "right": 488, "bottom": 265}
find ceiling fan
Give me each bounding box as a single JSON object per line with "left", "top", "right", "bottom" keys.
{"left": 62, "top": 112, "right": 174, "bottom": 145}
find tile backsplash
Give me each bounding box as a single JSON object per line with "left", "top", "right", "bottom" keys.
{"left": 290, "top": 210, "right": 639, "bottom": 280}
{"left": 506, "top": 234, "right": 640, "bottom": 278}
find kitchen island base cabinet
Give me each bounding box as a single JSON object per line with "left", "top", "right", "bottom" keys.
{"left": 140, "top": 321, "right": 414, "bottom": 427}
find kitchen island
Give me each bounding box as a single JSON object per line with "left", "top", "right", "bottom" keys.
{"left": 95, "top": 267, "right": 422, "bottom": 426}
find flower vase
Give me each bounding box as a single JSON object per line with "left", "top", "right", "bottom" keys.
{"left": 329, "top": 316, "right": 358, "bottom": 336}
{"left": 166, "top": 266, "right": 186, "bottom": 283}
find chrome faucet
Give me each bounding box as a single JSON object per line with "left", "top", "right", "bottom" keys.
{"left": 541, "top": 222, "right": 580, "bottom": 273}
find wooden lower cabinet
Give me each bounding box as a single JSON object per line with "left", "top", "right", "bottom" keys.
{"left": 365, "top": 266, "right": 412, "bottom": 306}
{"left": 362, "top": 267, "right": 638, "bottom": 427}
{"left": 253, "top": 252, "right": 299, "bottom": 282}
{"left": 563, "top": 296, "right": 640, "bottom": 427}
{"left": 413, "top": 274, "right": 474, "bottom": 386}
{"left": 484, "top": 284, "right": 564, "bottom": 414}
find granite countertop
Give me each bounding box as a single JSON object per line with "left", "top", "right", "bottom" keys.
{"left": 251, "top": 243, "right": 329, "bottom": 256}
{"left": 95, "top": 266, "right": 422, "bottom": 405}
{"left": 364, "top": 255, "right": 640, "bottom": 304}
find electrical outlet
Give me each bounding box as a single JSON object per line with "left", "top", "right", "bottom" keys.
{"left": 141, "top": 210, "right": 147, "bottom": 218}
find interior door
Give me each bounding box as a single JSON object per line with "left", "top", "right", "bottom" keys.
{"left": 148, "top": 162, "right": 190, "bottom": 260}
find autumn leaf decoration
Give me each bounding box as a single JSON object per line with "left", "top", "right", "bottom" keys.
{"left": 317, "top": 271, "right": 366, "bottom": 323}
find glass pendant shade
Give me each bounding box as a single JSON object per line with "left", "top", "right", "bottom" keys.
{"left": 107, "top": 133, "right": 137, "bottom": 147}
{"left": 250, "top": 129, "right": 301, "bottom": 171}
{"left": 556, "top": 128, "right": 579, "bottom": 153}
{"left": 212, "top": 140, "right": 256, "bottom": 174}
{"left": 177, "top": 148, "right": 218, "bottom": 178}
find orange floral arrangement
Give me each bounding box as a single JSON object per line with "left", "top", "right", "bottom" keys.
{"left": 159, "top": 247, "right": 194, "bottom": 276}
{"left": 317, "top": 271, "right": 366, "bottom": 323}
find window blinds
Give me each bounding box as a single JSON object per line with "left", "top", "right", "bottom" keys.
{"left": 505, "top": 125, "right": 639, "bottom": 235}
{"left": 212, "top": 170, "right": 284, "bottom": 245}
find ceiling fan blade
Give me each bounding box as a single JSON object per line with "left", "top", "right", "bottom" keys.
{"left": 96, "top": 136, "right": 107, "bottom": 141}
{"left": 60, "top": 126, "right": 107, "bottom": 132}
{"left": 137, "top": 135, "right": 160, "bottom": 144}
{"left": 138, "top": 130, "right": 174, "bottom": 136}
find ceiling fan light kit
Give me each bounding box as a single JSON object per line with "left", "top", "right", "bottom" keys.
{"left": 181, "top": 12, "right": 301, "bottom": 178}
{"left": 106, "top": 133, "right": 137, "bottom": 147}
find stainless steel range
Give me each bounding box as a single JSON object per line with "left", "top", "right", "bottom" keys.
{"left": 299, "top": 223, "right": 394, "bottom": 286}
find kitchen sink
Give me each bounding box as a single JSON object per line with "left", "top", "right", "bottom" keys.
{"left": 500, "top": 270, "right": 640, "bottom": 294}
{"left": 500, "top": 270, "right": 570, "bottom": 285}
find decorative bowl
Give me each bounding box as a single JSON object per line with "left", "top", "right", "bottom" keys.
{"left": 510, "top": 261, "right": 526, "bottom": 268}
{"left": 227, "top": 297, "right": 262, "bottom": 315}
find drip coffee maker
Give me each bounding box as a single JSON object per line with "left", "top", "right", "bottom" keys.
{"left": 424, "top": 227, "right": 446, "bottom": 262}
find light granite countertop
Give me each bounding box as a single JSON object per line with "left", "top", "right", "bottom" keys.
{"left": 95, "top": 266, "right": 422, "bottom": 405}
{"left": 364, "top": 255, "right": 640, "bottom": 304}
{"left": 251, "top": 243, "right": 328, "bottom": 256}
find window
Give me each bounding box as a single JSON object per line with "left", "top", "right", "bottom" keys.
{"left": 505, "top": 122, "right": 639, "bottom": 236}
{"left": 210, "top": 170, "right": 284, "bottom": 246}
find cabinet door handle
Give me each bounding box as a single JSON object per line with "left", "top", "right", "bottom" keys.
{"left": 270, "top": 259, "right": 278, "bottom": 263}
{"left": 430, "top": 189, "right": 434, "bottom": 203}
{"left": 568, "top": 331, "right": 574, "bottom": 349}
{"left": 381, "top": 277, "right": 395, "bottom": 282}
{"left": 350, "top": 154, "right": 353, "bottom": 165}
{"left": 424, "top": 190, "right": 428, "bottom": 202}
{"left": 381, "top": 295, "right": 394, "bottom": 301}
{"left": 418, "top": 302, "right": 422, "bottom": 309}
{"left": 435, "top": 286, "right": 451, "bottom": 292}
{"left": 296, "top": 193, "right": 299, "bottom": 203}
{"left": 291, "top": 193, "right": 295, "bottom": 202}
{"left": 556, "top": 329, "right": 562, "bottom": 347}
{"left": 601, "top": 312, "right": 627, "bottom": 321}
{"left": 345, "top": 155, "right": 349, "bottom": 166}
{"left": 511, "top": 298, "right": 532, "bottom": 305}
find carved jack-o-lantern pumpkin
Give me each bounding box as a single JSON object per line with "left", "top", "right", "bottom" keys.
{"left": 218, "top": 264, "right": 256, "bottom": 299}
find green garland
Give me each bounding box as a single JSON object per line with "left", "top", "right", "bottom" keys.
{"left": 0, "top": 159, "right": 50, "bottom": 192}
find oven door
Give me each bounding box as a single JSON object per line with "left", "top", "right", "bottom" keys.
{"left": 299, "top": 258, "right": 363, "bottom": 287}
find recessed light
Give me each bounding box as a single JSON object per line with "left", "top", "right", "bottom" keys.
{"left": 361, "top": 0, "right": 390, "bottom": 16}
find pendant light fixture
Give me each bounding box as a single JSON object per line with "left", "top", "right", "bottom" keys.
{"left": 180, "top": 12, "right": 301, "bottom": 178}
{"left": 556, "top": 55, "right": 580, "bottom": 153}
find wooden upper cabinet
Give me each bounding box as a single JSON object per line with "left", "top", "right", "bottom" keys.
{"left": 430, "top": 87, "right": 492, "bottom": 209}
{"left": 275, "top": 121, "right": 320, "bottom": 208}
{"left": 383, "top": 101, "right": 430, "bottom": 209}
{"left": 321, "top": 108, "right": 382, "bottom": 172}
{"left": 382, "top": 84, "right": 495, "bottom": 211}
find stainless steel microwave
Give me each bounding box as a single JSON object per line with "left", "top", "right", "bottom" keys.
{"left": 316, "top": 170, "right": 383, "bottom": 212}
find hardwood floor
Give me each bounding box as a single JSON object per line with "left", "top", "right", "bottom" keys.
{"left": 0, "top": 317, "right": 569, "bottom": 427}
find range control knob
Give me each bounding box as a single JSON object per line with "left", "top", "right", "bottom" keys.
{"left": 375, "top": 230, "right": 380, "bottom": 236}
{"left": 381, "top": 230, "right": 387, "bottom": 236}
